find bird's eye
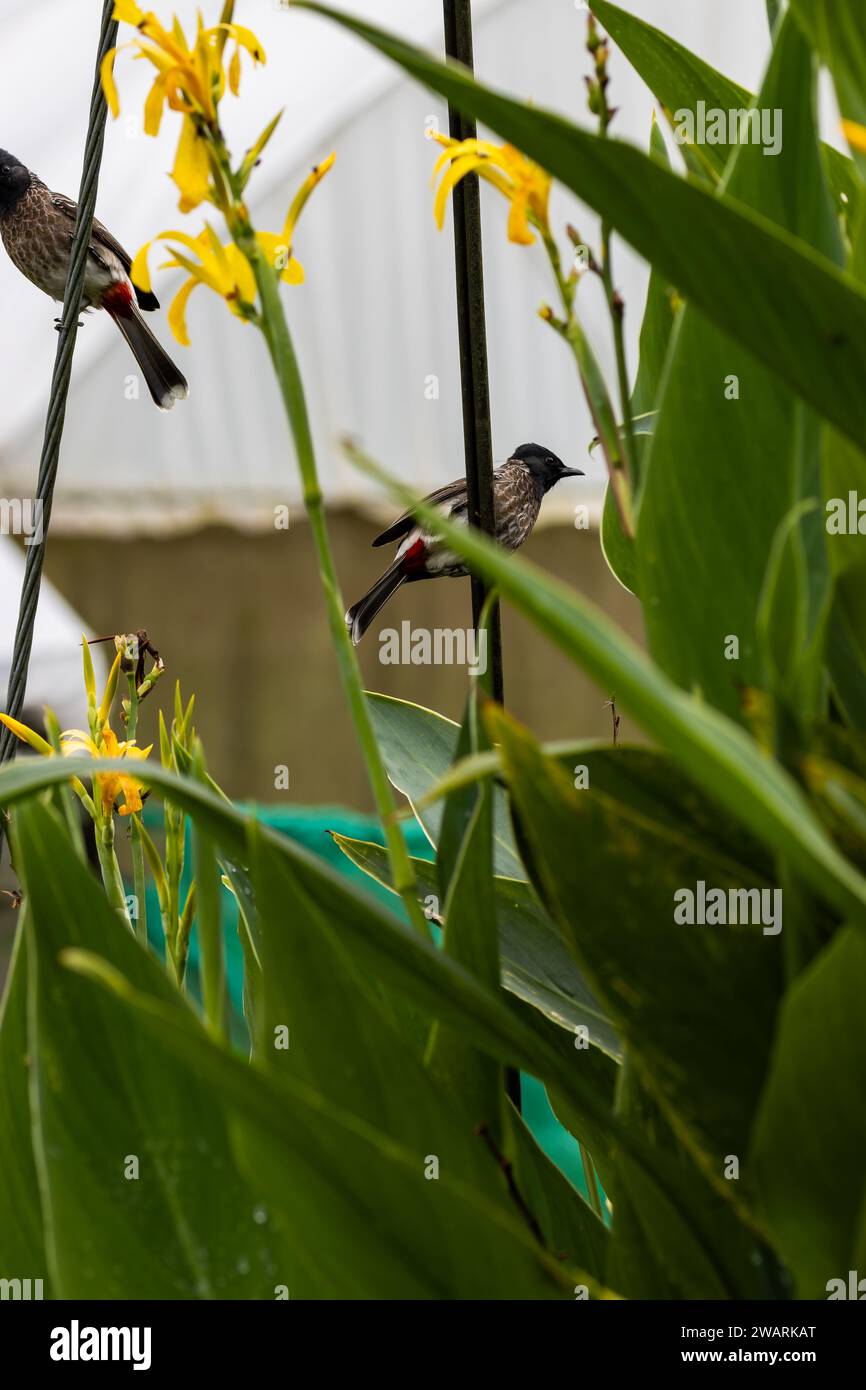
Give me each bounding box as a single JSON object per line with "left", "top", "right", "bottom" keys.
{"left": 0, "top": 167, "right": 9, "bottom": 176}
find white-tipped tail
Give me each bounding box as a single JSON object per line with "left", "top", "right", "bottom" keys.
{"left": 345, "top": 564, "right": 405, "bottom": 644}
{"left": 108, "top": 300, "right": 188, "bottom": 410}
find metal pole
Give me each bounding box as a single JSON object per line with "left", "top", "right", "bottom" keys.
{"left": 442, "top": 0, "right": 504, "bottom": 706}
{"left": 0, "top": 1, "right": 119, "bottom": 857}
{"left": 443, "top": 0, "right": 519, "bottom": 1114}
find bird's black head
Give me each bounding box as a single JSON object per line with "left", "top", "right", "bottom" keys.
{"left": 0, "top": 151, "right": 30, "bottom": 211}
{"left": 511, "top": 443, "right": 583, "bottom": 493}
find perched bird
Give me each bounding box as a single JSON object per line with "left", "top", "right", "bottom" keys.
{"left": 0, "top": 149, "right": 187, "bottom": 410}
{"left": 346, "top": 443, "right": 582, "bottom": 644}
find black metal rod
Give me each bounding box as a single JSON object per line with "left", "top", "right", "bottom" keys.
{"left": 0, "top": 0, "right": 119, "bottom": 859}
{"left": 442, "top": 0, "right": 504, "bottom": 707}
{"left": 443, "top": 1, "right": 519, "bottom": 1115}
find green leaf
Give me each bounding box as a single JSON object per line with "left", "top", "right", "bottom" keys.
{"left": 637, "top": 11, "right": 839, "bottom": 724}
{"left": 13, "top": 799, "right": 288, "bottom": 1299}
{"left": 592, "top": 0, "right": 861, "bottom": 221}
{"left": 751, "top": 927, "right": 866, "bottom": 1296}
{"left": 428, "top": 782, "right": 504, "bottom": 1135}
{"left": 294, "top": 0, "right": 866, "bottom": 452}
{"left": 601, "top": 117, "right": 678, "bottom": 595}
{"left": 506, "top": 1106, "right": 609, "bottom": 1282}
{"left": 756, "top": 500, "right": 831, "bottom": 722}
{"left": 368, "top": 692, "right": 525, "bottom": 878}
{"left": 249, "top": 819, "right": 432, "bottom": 1126}
{"left": 333, "top": 834, "right": 620, "bottom": 1056}
{"left": 345, "top": 448, "right": 866, "bottom": 927}
{"left": 65, "top": 951, "right": 588, "bottom": 1299}
{"left": 0, "top": 916, "right": 51, "bottom": 1291}
{"left": 489, "top": 708, "right": 783, "bottom": 1191}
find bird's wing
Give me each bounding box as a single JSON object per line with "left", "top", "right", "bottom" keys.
{"left": 49, "top": 192, "right": 160, "bottom": 310}
{"left": 371, "top": 477, "right": 469, "bottom": 547}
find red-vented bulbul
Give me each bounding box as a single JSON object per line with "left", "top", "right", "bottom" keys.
{"left": 0, "top": 149, "right": 188, "bottom": 410}
{"left": 346, "top": 443, "right": 583, "bottom": 644}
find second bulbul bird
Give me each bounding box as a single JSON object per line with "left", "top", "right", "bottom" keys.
{"left": 0, "top": 149, "right": 188, "bottom": 410}
{"left": 346, "top": 443, "right": 582, "bottom": 644}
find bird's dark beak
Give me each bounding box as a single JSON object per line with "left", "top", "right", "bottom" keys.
{"left": 559, "top": 467, "right": 584, "bottom": 477}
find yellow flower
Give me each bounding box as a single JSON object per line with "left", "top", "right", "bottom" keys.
{"left": 131, "top": 155, "right": 336, "bottom": 344}
{"left": 100, "top": 3, "right": 266, "bottom": 210}
{"left": 61, "top": 723, "right": 153, "bottom": 818}
{"left": 256, "top": 152, "right": 337, "bottom": 281}
{"left": 842, "top": 118, "right": 866, "bottom": 154}
{"left": 0, "top": 711, "right": 151, "bottom": 818}
{"left": 431, "top": 135, "right": 551, "bottom": 245}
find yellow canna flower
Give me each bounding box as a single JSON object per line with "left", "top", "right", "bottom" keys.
{"left": 431, "top": 134, "right": 551, "bottom": 246}
{"left": 0, "top": 711, "right": 54, "bottom": 757}
{"left": 100, "top": 3, "right": 266, "bottom": 210}
{"left": 61, "top": 722, "right": 153, "bottom": 818}
{"left": 842, "top": 118, "right": 866, "bottom": 154}
{"left": 256, "top": 152, "right": 337, "bottom": 282}
{"left": 132, "top": 155, "right": 336, "bottom": 344}
{"left": 0, "top": 710, "right": 151, "bottom": 818}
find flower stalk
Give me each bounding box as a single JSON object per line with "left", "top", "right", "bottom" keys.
{"left": 105, "top": 3, "right": 429, "bottom": 937}
{"left": 247, "top": 236, "right": 429, "bottom": 935}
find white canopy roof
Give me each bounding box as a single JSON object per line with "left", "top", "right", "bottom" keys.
{"left": 0, "top": 0, "right": 772, "bottom": 534}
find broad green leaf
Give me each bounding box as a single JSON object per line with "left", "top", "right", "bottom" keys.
{"left": 345, "top": 450, "right": 866, "bottom": 926}
{"left": 506, "top": 1105, "right": 609, "bottom": 1283}
{"left": 0, "top": 917, "right": 51, "bottom": 1291}
{"left": 0, "top": 751, "right": 772, "bottom": 1285}
{"left": 751, "top": 927, "right": 866, "bottom": 1296}
{"left": 294, "top": 1, "right": 866, "bottom": 451}
{"left": 428, "top": 783, "right": 504, "bottom": 1136}
{"left": 756, "top": 500, "right": 832, "bottom": 723}
{"left": 592, "top": 0, "right": 861, "bottom": 220}
{"left": 827, "top": 585, "right": 866, "bottom": 730}
{"left": 368, "top": 692, "right": 525, "bottom": 877}
{"left": 824, "top": 199, "right": 866, "bottom": 717}
{"left": 334, "top": 834, "right": 621, "bottom": 1057}
{"left": 247, "top": 820, "right": 591, "bottom": 1287}
{"left": 637, "top": 12, "right": 839, "bottom": 724}
{"left": 489, "top": 707, "right": 783, "bottom": 1192}
{"left": 64, "top": 952, "right": 589, "bottom": 1299}
{"left": 14, "top": 800, "right": 288, "bottom": 1299}
{"left": 0, "top": 752, "right": 619, "bottom": 1135}
{"left": 250, "top": 818, "right": 426, "bottom": 1118}
{"left": 435, "top": 696, "right": 478, "bottom": 900}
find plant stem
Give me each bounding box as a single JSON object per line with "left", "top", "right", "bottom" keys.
{"left": 599, "top": 227, "right": 638, "bottom": 493}
{"left": 243, "top": 239, "right": 429, "bottom": 938}
{"left": 541, "top": 229, "right": 635, "bottom": 536}
{"left": 96, "top": 816, "right": 133, "bottom": 930}
{"left": 130, "top": 823, "right": 147, "bottom": 946}
{"left": 125, "top": 674, "right": 148, "bottom": 946}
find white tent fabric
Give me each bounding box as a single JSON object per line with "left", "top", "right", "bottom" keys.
{"left": 0, "top": 1, "right": 774, "bottom": 534}
{"left": 0, "top": 538, "right": 108, "bottom": 731}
